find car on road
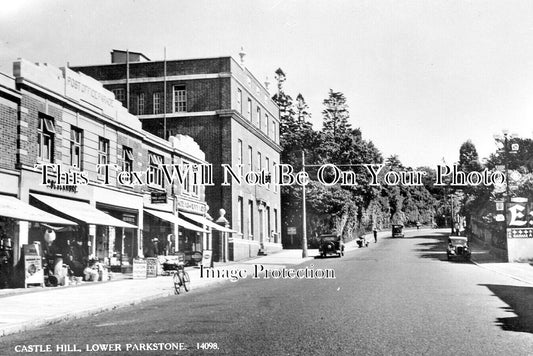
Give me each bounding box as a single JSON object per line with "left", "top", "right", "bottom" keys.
{"left": 446, "top": 236, "right": 471, "bottom": 261}
{"left": 318, "top": 234, "right": 344, "bottom": 258}
{"left": 392, "top": 224, "right": 404, "bottom": 238}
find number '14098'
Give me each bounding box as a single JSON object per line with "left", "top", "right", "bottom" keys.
{"left": 197, "top": 343, "right": 219, "bottom": 350}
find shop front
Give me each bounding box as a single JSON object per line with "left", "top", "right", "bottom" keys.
{"left": 144, "top": 207, "right": 208, "bottom": 266}
{"left": 0, "top": 194, "right": 77, "bottom": 288}
{"left": 28, "top": 193, "right": 137, "bottom": 282}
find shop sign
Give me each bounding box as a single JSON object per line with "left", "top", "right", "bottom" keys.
{"left": 132, "top": 258, "right": 147, "bottom": 279}
{"left": 507, "top": 228, "right": 533, "bottom": 239}
{"left": 146, "top": 257, "right": 158, "bottom": 278}
{"left": 46, "top": 180, "right": 78, "bottom": 193}
{"left": 151, "top": 191, "right": 167, "bottom": 204}
{"left": 177, "top": 198, "right": 206, "bottom": 214}
{"left": 23, "top": 244, "right": 44, "bottom": 287}
{"left": 201, "top": 250, "right": 212, "bottom": 267}
{"left": 507, "top": 198, "right": 533, "bottom": 227}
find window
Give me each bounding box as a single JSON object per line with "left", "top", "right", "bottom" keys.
{"left": 274, "top": 208, "right": 278, "bottom": 242}
{"left": 267, "top": 206, "right": 271, "bottom": 241}
{"left": 248, "top": 200, "right": 254, "bottom": 239}
{"left": 173, "top": 85, "right": 186, "bottom": 112}
{"left": 237, "top": 197, "right": 243, "bottom": 234}
{"left": 237, "top": 88, "right": 242, "bottom": 114}
{"left": 265, "top": 156, "right": 270, "bottom": 188}
{"left": 237, "top": 139, "right": 243, "bottom": 176}
{"left": 70, "top": 126, "right": 83, "bottom": 169}
{"left": 153, "top": 92, "right": 163, "bottom": 114}
{"left": 257, "top": 107, "right": 261, "bottom": 128}
{"left": 273, "top": 161, "right": 278, "bottom": 192}
{"left": 138, "top": 93, "right": 145, "bottom": 115}
{"left": 38, "top": 115, "right": 55, "bottom": 162}
{"left": 122, "top": 146, "right": 133, "bottom": 173}
{"left": 98, "top": 137, "right": 110, "bottom": 166}
{"left": 149, "top": 152, "right": 164, "bottom": 188}
{"left": 247, "top": 146, "right": 253, "bottom": 172}
{"left": 247, "top": 98, "right": 252, "bottom": 121}
{"left": 265, "top": 114, "right": 269, "bottom": 136}
{"left": 257, "top": 152, "right": 262, "bottom": 172}
{"left": 182, "top": 160, "right": 199, "bottom": 197}
{"left": 112, "top": 88, "right": 125, "bottom": 105}
{"left": 272, "top": 121, "right": 277, "bottom": 142}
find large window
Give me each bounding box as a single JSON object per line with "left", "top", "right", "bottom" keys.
{"left": 257, "top": 152, "right": 262, "bottom": 172}
{"left": 237, "top": 88, "right": 242, "bottom": 114}
{"left": 149, "top": 152, "right": 164, "bottom": 188}
{"left": 274, "top": 208, "right": 278, "bottom": 242}
{"left": 267, "top": 206, "right": 271, "bottom": 241}
{"left": 247, "top": 98, "right": 252, "bottom": 121}
{"left": 182, "top": 160, "right": 199, "bottom": 197}
{"left": 237, "top": 197, "right": 243, "bottom": 234}
{"left": 265, "top": 113, "right": 269, "bottom": 135}
{"left": 248, "top": 200, "right": 254, "bottom": 239}
{"left": 237, "top": 139, "right": 243, "bottom": 176}
{"left": 273, "top": 161, "right": 278, "bottom": 192}
{"left": 257, "top": 107, "right": 261, "bottom": 129}
{"left": 173, "top": 85, "right": 187, "bottom": 112}
{"left": 153, "top": 92, "right": 163, "bottom": 114}
{"left": 70, "top": 126, "right": 83, "bottom": 169}
{"left": 98, "top": 137, "right": 110, "bottom": 165}
{"left": 138, "top": 93, "right": 145, "bottom": 115}
{"left": 38, "top": 115, "right": 55, "bottom": 162}
{"left": 122, "top": 146, "right": 134, "bottom": 173}
{"left": 265, "top": 156, "right": 270, "bottom": 188}
{"left": 247, "top": 146, "right": 253, "bottom": 172}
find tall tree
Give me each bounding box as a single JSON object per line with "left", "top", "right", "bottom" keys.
{"left": 459, "top": 140, "right": 482, "bottom": 173}
{"left": 322, "top": 90, "right": 351, "bottom": 137}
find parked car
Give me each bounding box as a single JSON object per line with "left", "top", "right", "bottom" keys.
{"left": 392, "top": 224, "right": 404, "bottom": 238}
{"left": 446, "top": 236, "right": 471, "bottom": 261}
{"left": 318, "top": 234, "right": 344, "bottom": 258}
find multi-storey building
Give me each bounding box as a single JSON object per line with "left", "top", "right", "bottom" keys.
{"left": 73, "top": 50, "right": 283, "bottom": 261}
{"left": 0, "top": 59, "right": 217, "bottom": 288}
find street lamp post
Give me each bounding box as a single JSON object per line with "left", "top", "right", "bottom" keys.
{"left": 301, "top": 150, "right": 308, "bottom": 258}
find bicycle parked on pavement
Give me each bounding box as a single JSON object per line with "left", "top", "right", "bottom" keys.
{"left": 172, "top": 262, "right": 190, "bottom": 295}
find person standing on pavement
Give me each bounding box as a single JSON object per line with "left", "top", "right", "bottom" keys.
{"left": 373, "top": 227, "right": 378, "bottom": 243}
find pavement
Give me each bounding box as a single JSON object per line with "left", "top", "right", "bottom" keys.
{"left": 1, "top": 228, "right": 532, "bottom": 338}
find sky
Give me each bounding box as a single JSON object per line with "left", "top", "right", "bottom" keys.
{"left": 1, "top": 0, "right": 533, "bottom": 168}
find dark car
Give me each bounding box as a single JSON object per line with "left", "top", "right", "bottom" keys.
{"left": 446, "top": 236, "right": 471, "bottom": 261}
{"left": 392, "top": 224, "right": 404, "bottom": 238}
{"left": 318, "top": 234, "right": 344, "bottom": 258}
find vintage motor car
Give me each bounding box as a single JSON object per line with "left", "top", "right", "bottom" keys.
{"left": 318, "top": 234, "right": 345, "bottom": 258}
{"left": 446, "top": 236, "right": 471, "bottom": 261}
{"left": 392, "top": 224, "right": 404, "bottom": 238}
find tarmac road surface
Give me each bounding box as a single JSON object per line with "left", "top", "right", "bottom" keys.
{"left": 1, "top": 229, "right": 532, "bottom": 355}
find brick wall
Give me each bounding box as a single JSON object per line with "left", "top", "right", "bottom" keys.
{"left": 0, "top": 96, "right": 18, "bottom": 170}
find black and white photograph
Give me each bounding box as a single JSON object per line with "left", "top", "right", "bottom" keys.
{"left": 1, "top": 1, "right": 533, "bottom": 355}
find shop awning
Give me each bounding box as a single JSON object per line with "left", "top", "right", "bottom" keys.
{"left": 0, "top": 195, "right": 76, "bottom": 225}
{"left": 179, "top": 211, "right": 236, "bottom": 233}
{"left": 144, "top": 208, "right": 208, "bottom": 233}
{"left": 31, "top": 194, "right": 137, "bottom": 228}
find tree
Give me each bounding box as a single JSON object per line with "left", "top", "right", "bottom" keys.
{"left": 322, "top": 90, "right": 351, "bottom": 137}
{"left": 459, "top": 140, "right": 482, "bottom": 173}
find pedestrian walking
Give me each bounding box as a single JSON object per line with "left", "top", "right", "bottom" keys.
{"left": 373, "top": 227, "right": 378, "bottom": 243}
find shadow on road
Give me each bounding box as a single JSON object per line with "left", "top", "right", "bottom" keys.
{"left": 481, "top": 284, "right": 533, "bottom": 334}
{"left": 415, "top": 239, "right": 473, "bottom": 263}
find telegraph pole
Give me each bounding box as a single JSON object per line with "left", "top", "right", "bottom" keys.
{"left": 301, "top": 150, "right": 308, "bottom": 258}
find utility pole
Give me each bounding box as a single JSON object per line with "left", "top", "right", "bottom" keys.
{"left": 301, "top": 150, "right": 308, "bottom": 258}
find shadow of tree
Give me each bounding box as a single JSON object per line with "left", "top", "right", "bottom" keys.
{"left": 481, "top": 284, "right": 533, "bottom": 334}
